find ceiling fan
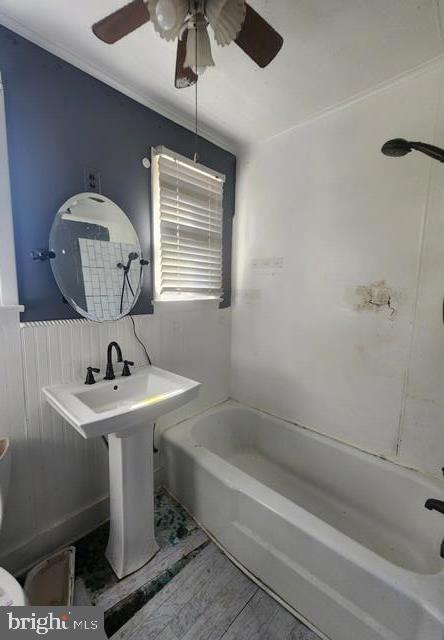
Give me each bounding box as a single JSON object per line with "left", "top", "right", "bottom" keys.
{"left": 92, "top": 0, "right": 283, "bottom": 88}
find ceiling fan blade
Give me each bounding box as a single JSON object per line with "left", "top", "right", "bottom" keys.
{"left": 175, "top": 31, "right": 198, "bottom": 89}
{"left": 235, "top": 3, "right": 283, "bottom": 68}
{"left": 92, "top": 0, "right": 150, "bottom": 44}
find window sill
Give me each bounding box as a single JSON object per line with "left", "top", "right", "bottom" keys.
{"left": 0, "top": 304, "right": 24, "bottom": 313}
{"left": 153, "top": 296, "right": 221, "bottom": 303}
{"left": 152, "top": 298, "right": 221, "bottom": 313}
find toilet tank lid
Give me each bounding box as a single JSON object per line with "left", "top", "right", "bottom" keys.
{"left": 0, "top": 567, "right": 26, "bottom": 606}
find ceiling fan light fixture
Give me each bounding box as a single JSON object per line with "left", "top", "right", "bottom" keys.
{"left": 148, "top": 0, "right": 188, "bottom": 41}
{"left": 184, "top": 19, "right": 215, "bottom": 75}
{"left": 92, "top": 0, "right": 284, "bottom": 85}
{"left": 206, "top": 0, "right": 246, "bottom": 46}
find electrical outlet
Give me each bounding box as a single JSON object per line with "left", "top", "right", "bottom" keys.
{"left": 84, "top": 168, "right": 101, "bottom": 193}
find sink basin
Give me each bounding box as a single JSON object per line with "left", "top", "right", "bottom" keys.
{"left": 43, "top": 365, "right": 200, "bottom": 439}
{"left": 43, "top": 364, "right": 200, "bottom": 579}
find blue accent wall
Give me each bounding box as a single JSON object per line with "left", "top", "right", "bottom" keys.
{"left": 0, "top": 26, "right": 236, "bottom": 321}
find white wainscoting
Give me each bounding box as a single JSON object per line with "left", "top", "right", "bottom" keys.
{"left": 0, "top": 305, "right": 231, "bottom": 574}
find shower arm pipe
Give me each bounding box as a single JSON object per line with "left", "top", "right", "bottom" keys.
{"left": 409, "top": 141, "right": 444, "bottom": 162}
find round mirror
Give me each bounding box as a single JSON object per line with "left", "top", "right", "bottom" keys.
{"left": 49, "top": 193, "right": 144, "bottom": 322}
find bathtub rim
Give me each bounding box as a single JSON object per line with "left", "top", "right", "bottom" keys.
{"left": 183, "top": 398, "right": 444, "bottom": 488}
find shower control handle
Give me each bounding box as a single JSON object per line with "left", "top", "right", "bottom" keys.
{"left": 424, "top": 499, "right": 444, "bottom": 559}
{"left": 425, "top": 498, "right": 444, "bottom": 515}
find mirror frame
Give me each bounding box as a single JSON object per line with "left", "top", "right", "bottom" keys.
{"left": 49, "top": 192, "right": 144, "bottom": 322}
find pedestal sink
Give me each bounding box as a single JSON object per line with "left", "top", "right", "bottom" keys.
{"left": 43, "top": 365, "right": 200, "bottom": 578}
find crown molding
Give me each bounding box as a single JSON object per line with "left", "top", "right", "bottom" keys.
{"left": 0, "top": 12, "right": 237, "bottom": 155}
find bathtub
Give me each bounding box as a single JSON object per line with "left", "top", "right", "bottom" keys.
{"left": 163, "top": 401, "right": 444, "bottom": 640}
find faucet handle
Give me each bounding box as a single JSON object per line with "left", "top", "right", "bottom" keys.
{"left": 85, "top": 367, "right": 100, "bottom": 385}
{"left": 122, "top": 360, "right": 134, "bottom": 377}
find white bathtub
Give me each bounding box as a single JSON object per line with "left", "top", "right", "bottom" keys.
{"left": 163, "top": 401, "right": 444, "bottom": 640}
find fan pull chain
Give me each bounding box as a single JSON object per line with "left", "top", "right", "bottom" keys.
{"left": 194, "top": 17, "right": 199, "bottom": 164}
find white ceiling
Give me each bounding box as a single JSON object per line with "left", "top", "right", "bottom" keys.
{"left": 0, "top": 0, "right": 443, "bottom": 153}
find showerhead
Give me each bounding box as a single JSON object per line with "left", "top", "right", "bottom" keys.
{"left": 381, "top": 138, "right": 444, "bottom": 162}
{"left": 381, "top": 138, "right": 412, "bottom": 157}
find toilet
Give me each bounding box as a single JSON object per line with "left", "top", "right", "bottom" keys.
{"left": 0, "top": 438, "right": 26, "bottom": 605}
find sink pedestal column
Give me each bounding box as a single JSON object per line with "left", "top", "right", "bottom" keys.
{"left": 106, "top": 424, "right": 159, "bottom": 579}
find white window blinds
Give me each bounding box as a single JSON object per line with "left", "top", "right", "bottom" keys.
{"left": 151, "top": 146, "right": 225, "bottom": 301}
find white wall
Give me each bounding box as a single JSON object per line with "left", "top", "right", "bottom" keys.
{"left": 232, "top": 59, "right": 444, "bottom": 480}
{"left": 0, "top": 304, "right": 230, "bottom": 574}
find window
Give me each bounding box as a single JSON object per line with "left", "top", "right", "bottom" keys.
{"left": 151, "top": 146, "right": 225, "bottom": 301}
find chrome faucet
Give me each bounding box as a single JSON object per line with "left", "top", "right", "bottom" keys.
{"left": 105, "top": 341, "right": 123, "bottom": 380}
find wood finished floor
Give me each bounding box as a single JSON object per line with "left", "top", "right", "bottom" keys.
{"left": 111, "top": 543, "right": 319, "bottom": 640}
{"left": 72, "top": 490, "right": 320, "bottom": 640}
